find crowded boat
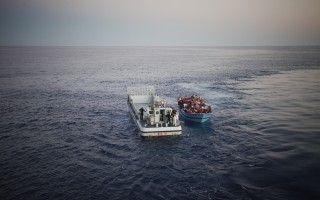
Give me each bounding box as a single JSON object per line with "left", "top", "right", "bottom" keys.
{"left": 177, "top": 94, "right": 212, "bottom": 114}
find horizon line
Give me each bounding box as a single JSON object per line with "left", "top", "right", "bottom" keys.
{"left": 1, "top": 44, "right": 320, "bottom": 48}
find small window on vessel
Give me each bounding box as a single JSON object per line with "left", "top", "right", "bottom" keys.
{"left": 149, "top": 111, "right": 154, "bottom": 114}
{"left": 156, "top": 111, "right": 159, "bottom": 114}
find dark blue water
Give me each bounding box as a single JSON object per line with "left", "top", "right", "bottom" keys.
{"left": 1, "top": 46, "right": 320, "bottom": 200}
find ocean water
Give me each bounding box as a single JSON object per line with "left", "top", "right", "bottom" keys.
{"left": 0, "top": 46, "right": 320, "bottom": 200}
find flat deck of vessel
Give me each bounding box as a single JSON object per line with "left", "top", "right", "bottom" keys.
{"left": 128, "top": 103, "right": 177, "bottom": 131}
{"left": 133, "top": 103, "right": 178, "bottom": 128}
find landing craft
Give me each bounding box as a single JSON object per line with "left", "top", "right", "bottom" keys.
{"left": 127, "top": 86, "right": 182, "bottom": 137}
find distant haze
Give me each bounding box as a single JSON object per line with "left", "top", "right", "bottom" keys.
{"left": 1, "top": 0, "right": 320, "bottom": 46}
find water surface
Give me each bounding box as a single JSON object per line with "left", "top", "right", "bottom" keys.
{"left": 0, "top": 46, "right": 320, "bottom": 200}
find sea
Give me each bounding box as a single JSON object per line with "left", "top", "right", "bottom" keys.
{"left": 0, "top": 46, "right": 320, "bottom": 200}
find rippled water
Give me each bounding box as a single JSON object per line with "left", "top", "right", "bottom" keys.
{"left": 1, "top": 47, "right": 320, "bottom": 200}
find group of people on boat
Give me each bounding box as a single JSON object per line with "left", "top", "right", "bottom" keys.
{"left": 177, "top": 94, "right": 212, "bottom": 113}
{"left": 165, "top": 109, "right": 178, "bottom": 125}
{"left": 139, "top": 107, "right": 178, "bottom": 126}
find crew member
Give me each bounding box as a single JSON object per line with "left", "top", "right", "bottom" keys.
{"left": 166, "top": 111, "right": 171, "bottom": 125}
{"left": 139, "top": 107, "right": 145, "bottom": 120}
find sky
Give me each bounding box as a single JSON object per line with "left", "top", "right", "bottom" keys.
{"left": 0, "top": 0, "right": 320, "bottom": 46}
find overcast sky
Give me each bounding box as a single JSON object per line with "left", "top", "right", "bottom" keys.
{"left": 1, "top": 0, "right": 320, "bottom": 46}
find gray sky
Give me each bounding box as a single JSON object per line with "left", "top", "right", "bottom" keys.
{"left": 1, "top": 0, "right": 320, "bottom": 46}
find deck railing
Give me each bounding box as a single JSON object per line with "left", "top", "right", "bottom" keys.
{"left": 127, "top": 86, "right": 155, "bottom": 96}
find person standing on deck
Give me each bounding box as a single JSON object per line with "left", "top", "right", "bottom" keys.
{"left": 166, "top": 111, "right": 171, "bottom": 125}
{"left": 139, "top": 107, "right": 145, "bottom": 120}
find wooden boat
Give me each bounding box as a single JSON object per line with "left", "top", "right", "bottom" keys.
{"left": 179, "top": 108, "right": 211, "bottom": 123}
{"left": 177, "top": 95, "right": 212, "bottom": 123}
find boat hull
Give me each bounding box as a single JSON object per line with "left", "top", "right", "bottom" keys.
{"left": 179, "top": 109, "right": 211, "bottom": 123}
